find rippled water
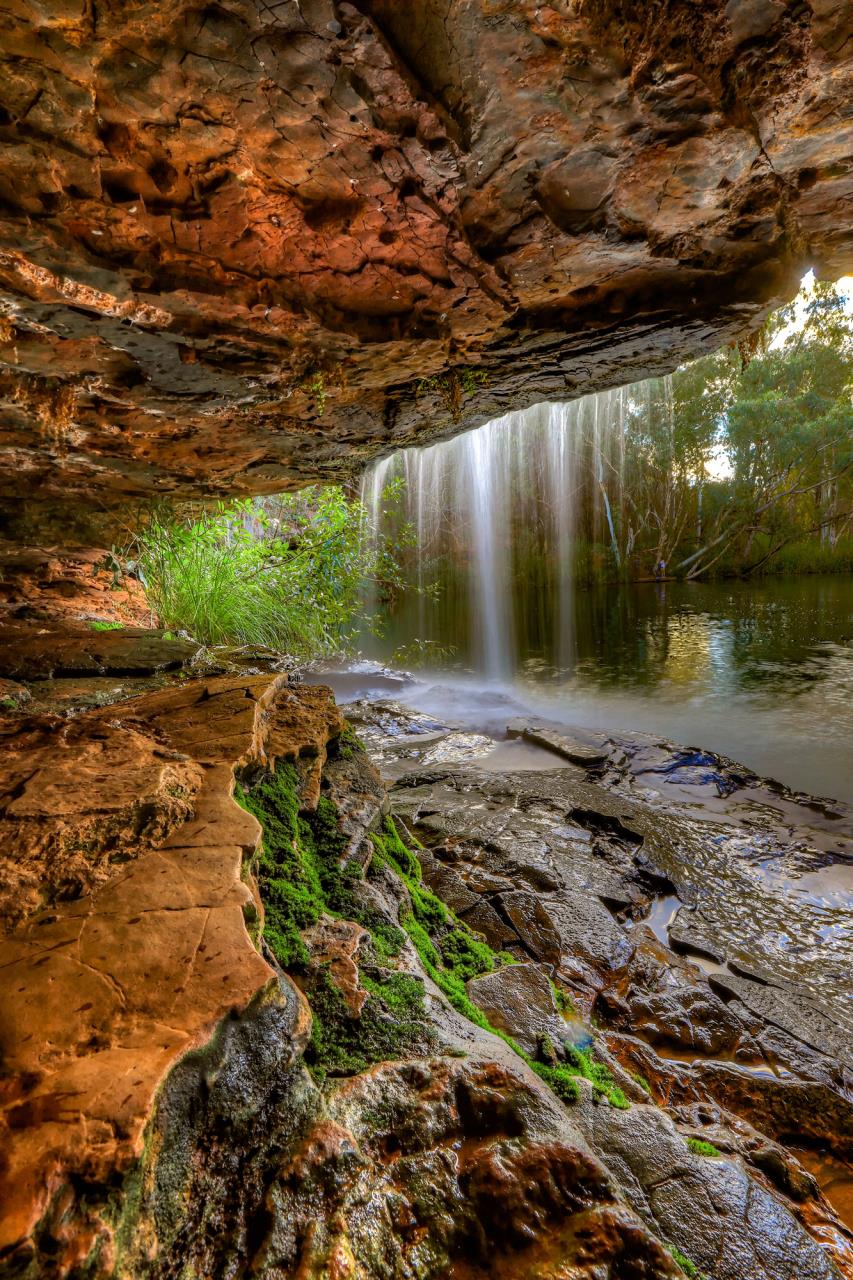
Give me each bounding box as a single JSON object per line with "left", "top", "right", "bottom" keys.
{"left": 370, "top": 575, "right": 853, "bottom": 804}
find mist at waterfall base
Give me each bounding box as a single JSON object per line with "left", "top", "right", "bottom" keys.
{"left": 355, "top": 389, "right": 853, "bottom": 805}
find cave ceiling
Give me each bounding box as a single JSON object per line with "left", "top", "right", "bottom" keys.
{"left": 0, "top": 0, "right": 851, "bottom": 513}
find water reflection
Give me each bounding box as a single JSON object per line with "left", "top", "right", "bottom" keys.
{"left": 371, "top": 576, "right": 853, "bottom": 802}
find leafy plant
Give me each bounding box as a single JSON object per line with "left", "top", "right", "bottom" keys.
{"left": 134, "top": 486, "right": 413, "bottom": 656}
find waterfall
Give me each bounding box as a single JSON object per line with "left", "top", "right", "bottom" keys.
{"left": 359, "top": 377, "right": 671, "bottom": 675}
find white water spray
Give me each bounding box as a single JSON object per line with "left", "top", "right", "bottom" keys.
{"left": 359, "top": 378, "right": 671, "bottom": 674}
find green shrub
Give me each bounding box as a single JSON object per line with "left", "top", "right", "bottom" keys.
{"left": 135, "top": 486, "right": 412, "bottom": 655}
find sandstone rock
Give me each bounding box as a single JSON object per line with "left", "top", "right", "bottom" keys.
{"left": 458, "top": 898, "right": 522, "bottom": 953}
{"left": 507, "top": 719, "right": 611, "bottom": 768}
{"left": 600, "top": 924, "right": 747, "bottom": 1056}
{"left": 0, "top": 621, "right": 197, "bottom": 682}
{"left": 575, "top": 1088, "right": 841, "bottom": 1280}
{"left": 0, "top": 674, "right": 343, "bottom": 1272}
{"left": 466, "top": 962, "right": 569, "bottom": 1058}
{"left": 0, "top": 3, "right": 851, "bottom": 520}
{"left": 0, "top": 544, "right": 150, "bottom": 627}
{"left": 301, "top": 917, "right": 369, "bottom": 1017}
{"left": 498, "top": 891, "right": 564, "bottom": 967}
{"left": 145, "top": 1050, "right": 683, "bottom": 1280}
{"left": 708, "top": 972, "right": 853, "bottom": 1071}
{"left": 0, "top": 676, "right": 29, "bottom": 709}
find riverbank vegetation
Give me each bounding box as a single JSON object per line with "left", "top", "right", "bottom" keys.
{"left": 132, "top": 484, "right": 410, "bottom": 654}
{"left": 570, "top": 277, "right": 852, "bottom": 582}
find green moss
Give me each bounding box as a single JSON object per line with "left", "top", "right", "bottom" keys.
{"left": 686, "top": 1137, "right": 720, "bottom": 1157}
{"left": 374, "top": 818, "right": 630, "bottom": 1112}
{"left": 88, "top": 619, "right": 123, "bottom": 631}
{"left": 370, "top": 921, "right": 406, "bottom": 961}
{"left": 338, "top": 722, "right": 361, "bottom": 760}
{"left": 241, "top": 769, "right": 630, "bottom": 1112}
{"left": 305, "top": 969, "right": 428, "bottom": 1082}
{"left": 237, "top": 765, "right": 434, "bottom": 1081}
{"left": 669, "top": 1243, "right": 705, "bottom": 1277}
{"left": 564, "top": 1046, "right": 630, "bottom": 1109}
{"left": 439, "top": 928, "right": 495, "bottom": 981}
{"left": 551, "top": 979, "right": 576, "bottom": 1015}
{"left": 631, "top": 1072, "right": 652, "bottom": 1094}
{"left": 236, "top": 765, "right": 322, "bottom": 967}
{"left": 529, "top": 1060, "right": 580, "bottom": 1104}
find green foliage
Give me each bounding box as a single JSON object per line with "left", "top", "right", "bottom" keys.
{"left": 391, "top": 637, "right": 459, "bottom": 668}
{"left": 88, "top": 620, "right": 123, "bottom": 631}
{"left": 686, "top": 1137, "right": 720, "bottom": 1157}
{"left": 416, "top": 366, "right": 489, "bottom": 419}
{"left": 631, "top": 1072, "right": 652, "bottom": 1094}
{"left": 134, "top": 485, "right": 413, "bottom": 655}
{"left": 551, "top": 980, "right": 576, "bottom": 1016}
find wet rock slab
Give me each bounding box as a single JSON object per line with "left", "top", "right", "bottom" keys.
{"left": 374, "top": 718, "right": 853, "bottom": 1261}
{"left": 507, "top": 718, "right": 612, "bottom": 768}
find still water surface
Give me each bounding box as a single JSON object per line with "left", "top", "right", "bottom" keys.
{"left": 368, "top": 575, "right": 853, "bottom": 803}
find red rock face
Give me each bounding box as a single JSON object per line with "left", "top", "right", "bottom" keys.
{"left": 0, "top": 0, "right": 850, "bottom": 513}
{"left": 0, "top": 675, "right": 340, "bottom": 1271}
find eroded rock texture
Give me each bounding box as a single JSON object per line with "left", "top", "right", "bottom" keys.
{"left": 0, "top": 675, "right": 340, "bottom": 1274}
{"left": 2, "top": 672, "right": 850, "bottom": 1279}
{"left": 0, "top": 0, "right": 851, "bottom": 518}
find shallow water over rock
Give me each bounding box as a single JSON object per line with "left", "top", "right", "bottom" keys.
{"left": 314, "top": 670, "right": 853, "bottom": 1025}
{"left": 364, "top": 575, "right": 853, "bottom": 804}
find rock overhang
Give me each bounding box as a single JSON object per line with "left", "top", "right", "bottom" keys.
{"left": 0, "top": 0, "right": 851, "bottom": 518}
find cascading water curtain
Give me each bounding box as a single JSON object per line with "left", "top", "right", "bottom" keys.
{"left": 359, "top": 376, "right": 671, "bottom": 676}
